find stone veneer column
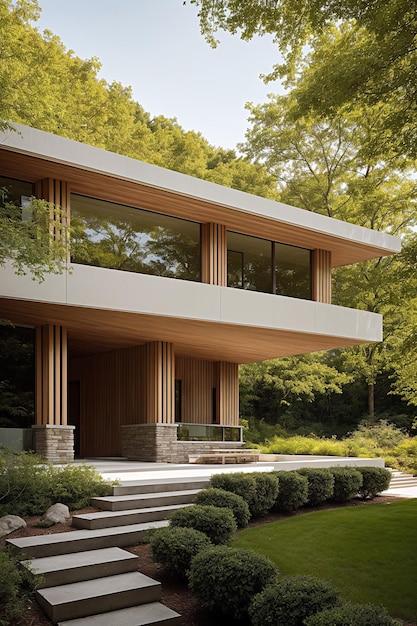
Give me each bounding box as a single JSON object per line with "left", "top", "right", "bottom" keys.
{"left": 121, "top": 424, "right": 178, "bottom": 462}
{"left": 33, "top": 325, "right": 74, "bottom": 463}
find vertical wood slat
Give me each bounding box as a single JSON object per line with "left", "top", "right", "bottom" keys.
{"left": 175, "top": 357, "right": 214, "bottom": 423}
{"left": 35, "top": 325, "right": 68, "bottom": 426}
{"left": 215, "top": 362, "right": 239, "bottom": 426}
{"left": 143, "top": 342, "right": 175, "bottom": 424}
{"left": 312, "top": 249, "right": 332, "bottom": 304}
{"left": 35, "top": 178, "right": 71, "bottom": 261}
{"left": 201, "top": 223, "right": 227, "bottom": 286}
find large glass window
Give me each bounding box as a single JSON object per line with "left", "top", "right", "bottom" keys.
{"left": 227, "top": 232, "right": 272, "bottom": 293}
{"left": 0, "top": 177, "right": 34, "bottom": 209}
{"left": 70, "top": 195, "right": 201, "bottom": 282}
{"left": 227, "top": 232, "right": 311, "bottom": 299}
{"left": 275, "top": 243, "right": 311, "bottom": 299}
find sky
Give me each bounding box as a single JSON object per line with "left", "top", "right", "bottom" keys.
{"left": 34, "top": 0, "right": 284, "bottom": 152}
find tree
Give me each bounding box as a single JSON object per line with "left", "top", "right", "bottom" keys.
{"left": 191, "top": 0, "right": 417, "bottom": 157}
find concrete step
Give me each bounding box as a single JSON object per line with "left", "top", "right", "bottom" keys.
{"left": 113, "top": 476, "right": 209, "bottom": 496}
{"left": 7, "top": 520, "right": 168, "bottom": 558}
{"left": 72, "top": 503, "right": 189, "bottom": 530}
{"left": 57, "top": 602, "right": 181, "bottom": 625}
{"left": 37, "top": 571, "right": 161, "bottom": 623}
{"left": 91, "top": 489, "right": 200, "bottom": 512}
{"left": 21, "top": 548, "right": 138, "bottom": 588}
{"left": 389, "top": 477, "right": 417, "bottom": 487}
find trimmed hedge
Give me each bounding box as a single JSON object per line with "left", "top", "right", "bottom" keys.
{"left": 250, "top": 575, "right": 342, "bottom": 626}
{"left": 305, "top": 602, "right": 401, "bottom": 626}
{"left": 188, "top": 546, "right": 278, "bottom": 621}
{"left": 296, "top": 468, "right": 335, "bottom": 506}
{"left": 209, "top": 471, "right": 278, "bottom": 518}
{"left": 356, "top": 467, "right": 392, "bottom": 499}
{"left": 329, "top": 467, "right": 363, "bottom": 503}
{"left": 169, "top": 504, "right": 236, "bottom": 544}
{"left": 149, "top": 526, "right": 211, "bottom": 579}
{"left": 195, "top": 487, "right": 250, "bottom": 527}
{"left": 272, "top": 471, "right": 309, "bottom": 512}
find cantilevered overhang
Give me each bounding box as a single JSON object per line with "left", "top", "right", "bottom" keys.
{"left": 0, "top": 265, "right": 382, "bottom": 363}
{"left": 0, "top": 124, "right": 400, "bottom": 267}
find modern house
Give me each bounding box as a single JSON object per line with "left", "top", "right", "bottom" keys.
{"left": 0, "top": 124, "right": 401, "bottom": 463}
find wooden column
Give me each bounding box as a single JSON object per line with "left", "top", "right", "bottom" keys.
{"left": 201, "top": 223, "right": 227, "bottom": 286}
{"left": 312, "top": 249, "right": 332, "bottom": 304}
{"left": 35, "top": 325, "right": 68, "bottom": 426}
{"left": 143, "top": 341, "right": 175, "bottom": 424}
{"left": 215, "top": 361, "right": 239, "bottom": 426}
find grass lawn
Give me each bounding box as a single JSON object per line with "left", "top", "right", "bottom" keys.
{"left": 235, "top": 499, "right": 417, "bottom": 622}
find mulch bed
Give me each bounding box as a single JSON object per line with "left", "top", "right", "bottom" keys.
{"left": 2, "top": 496, "right": 415, "bottom": 626}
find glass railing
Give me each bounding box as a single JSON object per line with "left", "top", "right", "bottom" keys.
{"left": 0, "top": 428, "right": 34, "bottom": 451}
{"left": 176, "top": 423, "right": 243, "bottom": 442}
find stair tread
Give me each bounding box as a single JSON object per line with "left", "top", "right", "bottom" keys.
{"left": 8, "top": 520, "right": 168, "bottom": 549}
{"left": 57, "top": 602, "right": 181, "bottom": 625}
{"left": 22, "top": 547, "right": 137, "bottom": 575}
{"left": 37, "top": 571, "right": 159, "bottom": 604}
{"left": 93, "top": 489, "right": 200, "bottom": 503}
{"left": 73, "top": 504, "right": 187, "bottom": 521}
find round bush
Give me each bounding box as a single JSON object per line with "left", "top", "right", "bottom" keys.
{"left": 149, "top": 526, "right": 211, "bottom": 579}
{"left": 250, "top": 472, "right": 280, "bottom": 517}
{"left": 169, "top": 504, "right": 236, "bottom": 544}
{"left": 329, "top": 467, "right": 363, "bottom": 503}
{"left": 209, "top": 472, "right": 257, "bottom": 507}
{"left": 195, "top": 487, "right": 250, "bottom": 527}
{"left": 272, "top": 471, "right": 309, "bottom": 512}
{"left": 249, "top": 576, "right": 341, "bottom": 626}
{"left": 188, "top": 546, "right": 278, "bottom": 621}
{"left": 356, "top": 467, "right": 392, "bottom": 499}
{"left": 296, "top": 468, "right": 335, "bottom": 506}
{"left": 305, "top": 602, "right": 401, "bottom": 626}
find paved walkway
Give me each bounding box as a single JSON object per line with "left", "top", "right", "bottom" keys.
{"left": 69, "top": 458, "right": 417, "bottom": 499}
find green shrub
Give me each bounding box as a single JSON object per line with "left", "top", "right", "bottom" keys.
{"left": 296, "top": 468, "right": 334, "bottom": 506}
{"left": 209, "top": 472, "right": 278, "bottom": 518}
{"left": 272, "top": 471, "right": 309, "bottom": 512}
{"left": 305, "top": 602, "right": 401, "bottom": 626}
{"left": 250, "top": 472, "right": 279, "bottom": 517}
{"left": 149, "top": 526, "right": 211, "bottom": 579}
{"left": 195, "top": 487, "right": 250, "bottom": 527}
{"left": 249, "top": 576, "right": 341, "bottom": 626}
{"left": 0, "top": 548, "right": 40, "bottom": 625}
{"left": 188, "top": 545, "right": 278, "bottom": 621}
{"left": 0, "top": 448, "right": 114, "bottom": 516}
{"left": 209, "top": 471, "right": 257, "bottom": 507}
{"left": 329, "top": 467, "right": 363, "bottom": 503}
{"left": 356, "top": 467, "right": 391, "bottom": 499}
{"left": 169, "top": 504, "right": 236, "bottom": 544}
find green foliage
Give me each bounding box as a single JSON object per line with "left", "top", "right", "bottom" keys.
{"left": 250, "top": 472, "right": 279, "bottom": 517}
{"left": 262, "top": 434, "right": 347, "bottom": 457}
{"left": 329, "top": 468, "right": 363, "bottom": 503}
{"left": 149, "top": 526, "right": 211, "bottom": 580}
{"left": 272, "top": 471, "right": 309, "bottom": 512}
{"left": 348, "top": 421, "right": 407, "bottom": 450}
{"left": 0, "top": 448, "right": 113, "bottom": 516}
{"left": 188, "top": 546, "right": 278, "bottom": 621}
{"left": 296, "top": 469, "right": 334, "bottom": 506}
{"left": 0, "top": 548, "right": 40, "bottom": 625}
{"left": 169, "top": 504, "right": 236, "bottom": 544}
{"left": 249, "top": 576, "right": 341, "bottom": 626}
{"left": 305, "top": 602, "right": 401, "bottom": 626}
{"left": 208, "top": 471, "right": 278, "bottom": 518}
{"left": 356, "top": 467, "right": 391, "bottom": 500}
{"left": 195, "top": 487, "right": 250, "bottom": 528}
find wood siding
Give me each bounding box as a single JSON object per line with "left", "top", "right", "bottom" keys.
{"left": 312, "top": 249, "right": 332, "bottom": 304}
{"left": 36, "top": 325, "right": 67, "bottom": 426}
{"left": 201, "top": 223, "right": 227, "bottom": 286}
{"left": 215, "top": 361, "right": 239, "bottom": 426}
{"left": 175, "top": 357, "right": 215, "bottom": 423}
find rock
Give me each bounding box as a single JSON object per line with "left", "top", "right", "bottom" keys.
{"left": 41, "top": 503, "right": 70, "bottom": 525}
{"left": 0, "top": 514, "right": 27, "bottom": 537}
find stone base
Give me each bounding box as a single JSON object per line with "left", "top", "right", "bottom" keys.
{"left": 121, "top": 424, "right": 244, "bottom": 463}
{"left": 121, "top": 424, "right": 178, "bottom": 462}
{"left": 32, "top": 425, "right": 75, "bottom": 464}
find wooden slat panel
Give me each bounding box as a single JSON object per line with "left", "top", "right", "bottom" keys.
{"left": 176, "top": 357, "right": 214, "bottom": 424}
{"left": 201, "top": 223, "right": 227, "bottom": 286}
{"left": 312, "top": 249, "right": 332, "bottom": 304}
{"left": 35, "top": 324, "right": 68, "bottom": 426}
{"left": 215, "top": 362, "right": 239, "bottom": 426}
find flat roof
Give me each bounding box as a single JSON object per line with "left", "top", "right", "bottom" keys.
{"left": 0, "top": 123, "right": 401, "bottom": 267}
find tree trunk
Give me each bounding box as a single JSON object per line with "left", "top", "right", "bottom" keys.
{"left": 368, "top": 382, "right": 375, "bottom": 422}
